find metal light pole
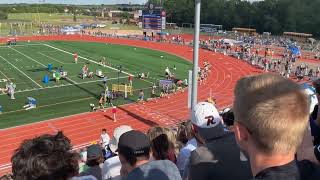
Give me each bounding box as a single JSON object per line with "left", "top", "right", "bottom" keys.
{"left": 191, "top": 0, "right": 201, "bottom": 110}
{"left": 117, "top": 65, "right": 122, "bottom": 91}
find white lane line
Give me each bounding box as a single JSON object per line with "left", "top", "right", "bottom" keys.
{"left": 8, "top": 46, "right": 46, "bottom": 67}
{"left": 0, "top": 44, "right": 43, "bottom": 48}
{"left": 38, "top": 52, "right": 83, "bottom": 65}
{"left": 43, "top": 43, "right": 134, "bottom": 76}
{"left": 0, "top": 55, "right": 43, "bottom": 88}
{"left": 0, "top": 69, "right": 10, "bottom": 81}
{"left": 0, "top": 76, "right": 129, "bottom": 96}
{"left": 38, "top": 52, "right": 65, "bottom": 64}
{"left": 1, "top": 97, "right": 94, "bottom": 115}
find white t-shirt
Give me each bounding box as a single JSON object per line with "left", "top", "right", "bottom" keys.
{"left": 102, "top": 156, "right": 122, "bottom": 180}
{"left": 100, "top": 133, "right": 110, "bottom": 147}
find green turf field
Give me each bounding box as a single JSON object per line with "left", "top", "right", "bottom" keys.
{"left": 0, "top": 41, "right": 192, "bottom": 128}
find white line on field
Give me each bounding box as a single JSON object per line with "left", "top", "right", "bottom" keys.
{"left": 0, "top": 55, "right": 43, "bottom": 88}
{"left": 8, "top": 46, "right": 46, "bottom": 67}
{"left": 1, "top": 97, "right": 94, "bottom": 115}
{"left": 0, "top": 44, "right": 43, "bottom": 48}
{"left": 0, "top": 69, "right": 10, "bottom": 81}
{"left": 43, "top": 43, "right": 134, "bottom": 76}
{"left": 38, "top": 52, "right": 65, "bottom": 64}
{"left": 0, "top": 76, "right": 129, "bottom": 96}
{"left": 37, "top": 52, "right": 84, "bottom": 65}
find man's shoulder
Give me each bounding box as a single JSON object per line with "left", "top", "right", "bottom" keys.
{"left": 104, "top": 156, "right": 121, "bottom": 168}
{"left": 105, "top": 155, "right": 120, "bottom": 162}
{"left": 127, "top": 160, "right": 181, "bottom": 180}
{"left": 190, "top": 145, "right": 215, "bottom": 165}
{"left": 297, "top": 160, "right": 320, "bottom": 180}
{"left": 190, "top": 134, "right": 240, "bottom": 164}
{"left": 71, "top": 175, "right": 97, "bottom": 180}
{"left": 252, "top": 160, "right": 320, "bottom": 180}
{"left": 142, "top": 160, "right": 179, "bottom": 171}
{"left": 188, "top": 135, "right": 252, "bottom": 180}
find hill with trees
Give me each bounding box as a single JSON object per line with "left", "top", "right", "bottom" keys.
{"left": 149, "top": 0, "right": 320, "bottom": 37}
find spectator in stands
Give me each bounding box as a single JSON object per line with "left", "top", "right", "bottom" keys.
{"left": 118, "top": 130, "right": 182, "bottom": 180}
{"left": 186, "top": 102, "right": 251, "bottom": 180}
{"left": 233, "top": 73, "right": 320, "bottom": 179}
{"left": 176, "top": 121, "right": 194, "bottom": 146}
{"left": 80, "top": 144, "right": 104, "bottom": 180}
{"left": 176, "top": 121, "right": 197, "bottom": 176}
{"left": 100, "top": 129, "right": 110, "bottom": 150}
{"left": 147, "top": 126, "right": 177, "bottom": 163}
{"left": 11, "top": 131, "right": 80, "bottom": 180}
{"left": 102, "top": 125, "right": 133, "bottom": 180}
{"left": 79, "top": 148, "right": 89, "bottom": 173}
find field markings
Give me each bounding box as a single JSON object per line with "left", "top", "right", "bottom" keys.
{"left": 0, "top": 69, "right": 10, "bottom": 81}
{"left": 38, "top": 52, "right": 65, "bottom": 64}
{"left": 0, "top": 55, "right": 43, "bottom": 88}
{"left": 0, "top": 85, "right": 157, "bottom": 116}
{"left": 8, "top": 46, "right": 47, "bottom": 67}
{"left": 38, "top": 52, "right": 83, "bottom": 65}
{"left": 0, "top": 76, "right": 129, "bottom": 96}
{"left": 0, "top": 44, "right": 43, "bottom": 48}
{"left": 0, "top": 97, "right": 95, "bottom": 115}
{"left": 43, "top": 43, "right": 134, "bottom": 76}
{"left": 8, "top": 46, "right": 78, "bottom": 84}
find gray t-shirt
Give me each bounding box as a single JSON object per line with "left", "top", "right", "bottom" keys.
{"left": 126, "top": 160, "right": 182, "bottom": 180}
{"left": 188, "top": 133, "right": 252, "bottom": 180}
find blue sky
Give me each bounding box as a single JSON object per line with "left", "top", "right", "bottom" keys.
{"left": 0, "top": 0, "right": 148, "bottom": 5}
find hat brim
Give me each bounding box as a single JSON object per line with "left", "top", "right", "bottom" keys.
{"left": 198, "top": 123, "right": 226, "bottom": 141}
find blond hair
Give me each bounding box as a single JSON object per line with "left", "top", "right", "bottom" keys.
{"left": 233, "top": 73, "right": 309, "bottom": 154}
{"left": 147, "top": 126, "right": 176, "bottom": 145}
{"left": 147, "top": 126, "right": 177, "bottom": 161}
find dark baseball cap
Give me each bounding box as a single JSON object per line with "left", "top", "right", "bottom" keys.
{"left": 86, "top": 144, "right": 103, "bottom": 160}
{"left": 118, "top": 130, "right": 150, "bottom": 156}
{"left": 315, "top": 144, "right": 320, "bottom": 162}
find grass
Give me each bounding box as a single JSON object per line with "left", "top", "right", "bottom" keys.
{"left": 0, "top": 41, "right": 192, "bottom": 129}
{"left": 0, "top": 13, "right": 140, "bottom": 36}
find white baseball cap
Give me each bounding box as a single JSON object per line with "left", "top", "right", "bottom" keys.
{"left": 192, "top": 102, "right": 225, "bottom": 140}
{"left": 109, "top": 125, "right": 132, "bottom": 154}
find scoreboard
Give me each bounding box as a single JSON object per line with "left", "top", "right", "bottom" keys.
{"left": 142, "top": 9, "right": 166, "bottom": 32}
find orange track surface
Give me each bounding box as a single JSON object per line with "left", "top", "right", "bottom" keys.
{"left": 0, "top": 35, "right": 262, "bottom": 175}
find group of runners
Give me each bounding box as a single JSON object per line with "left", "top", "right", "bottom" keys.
{"left": 198, "top": 61, "right": 212, "bottom": 85}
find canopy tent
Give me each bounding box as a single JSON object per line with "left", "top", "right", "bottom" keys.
{"left": 220, "top": 39, "right": 243, "bottom": 46}
{"left": 288, "top": 45, "right": 301, "bottom": 56}
{"left": 61, "top": 26, "right": 81, "bottom": 35}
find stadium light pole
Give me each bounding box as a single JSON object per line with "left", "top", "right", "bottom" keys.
{"left": 191, "top": 0, "right": 201, "bottom": 110}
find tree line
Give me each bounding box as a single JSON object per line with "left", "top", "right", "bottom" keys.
{"left": 149, "top": 0, "right": 320, "bottom": 37}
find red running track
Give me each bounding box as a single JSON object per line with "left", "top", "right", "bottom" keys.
{"left": 0, "top": 35, "right": 262, "bottom": 175}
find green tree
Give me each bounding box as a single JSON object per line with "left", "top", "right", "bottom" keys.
{"left": 121, "top": 12, "right": 131, "bottom": 24}
{"left": 0, "top": 11, "right": 8, "bottom": 20}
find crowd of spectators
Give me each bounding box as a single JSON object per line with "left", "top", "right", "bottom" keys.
{"left": 197, "top": 38, "right": 320, "bottom": 82}
{"left": 2, "top": 73, "right": 320, "bottom": 180}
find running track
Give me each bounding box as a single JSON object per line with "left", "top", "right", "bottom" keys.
{"left": 0, "top": 35, "right": 263, "bottom": 175}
